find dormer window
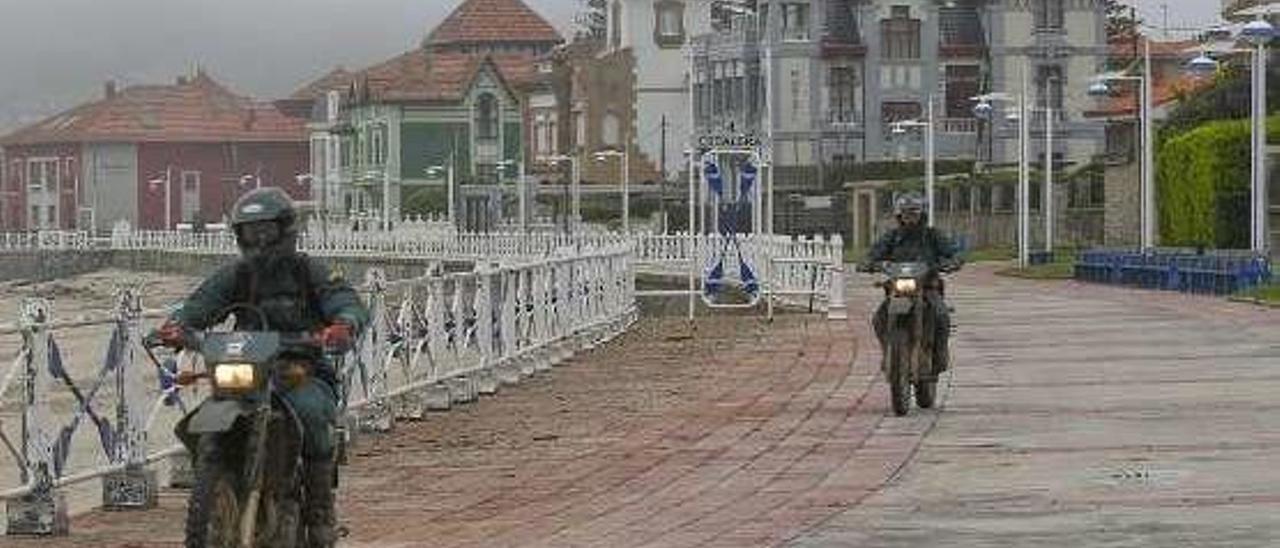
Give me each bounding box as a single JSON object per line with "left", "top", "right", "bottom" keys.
{"left": 654, "top": 0, "right": 685, "bottom": 48}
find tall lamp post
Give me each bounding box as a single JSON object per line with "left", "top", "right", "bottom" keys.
{"left": 888, "top": 95, "right": 937, "bottom": 226}
{"left": 1089, "top": 38, "right": 1155, "bottom": 250}
{"left": 974, "top": 83, "right": 1032, "bottom": 268}
{"left": 425, "top": 157, "right": 457, "bottom": 229}
{"left": 539, "top": 154, "right": 580, "bottom": 232}
{"left": 498, "top": 159, "right": 528, "bottom": 231}
{"left": 593, "top": 149, "right": 630, "bottom": 232}
{"left": 147, "top": 166, "right": 174, "bottom": 230}
{"left": 1175, "top": 16, "right": 1274, "bottom": 254}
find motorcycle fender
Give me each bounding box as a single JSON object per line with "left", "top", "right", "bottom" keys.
{"left": 887, "top": 296, "right": 914, "bottom": 316}
{"left": 186, "top": 399, "right": 250, "bottom": 434}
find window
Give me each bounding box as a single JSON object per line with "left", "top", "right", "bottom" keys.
{"left": 825, "top": 0, "right": 861, "bottom": 44}
{"left": 791, "top": 69, "right": 803, "bottom": 120}
{"left": 978, "top": 185, "right": 992, "bottom": 212}
{"left": 181, "top": 171, "right": 201, "bottom": 222}
{"left": 939, "top": 7, "right": 982, "bottom": 46}
{"left": 1038, "top": 65, "right": 1065, "bottom": 111}
{"left": 26, "top": 158, "right": 59, "bottom": 229}
{"left": 881, "top": 101, "right": 921, "bottom": 124}
{"left": 997, "top": 183, "right": 1016, "bottom": 212}
{"left": 945, "top": 65, "right": 981, "bottom": 118}
{"left": 476, "top": 94, "right": 499, "bottom": 140}
{"left": 829, "top": 66, "right": 859, "bottom": 123}
{"left": 881, "top": 6, "right": 921, "bottom": 60}
{"left": 602, "top": 113, "right": 621, "bottom": 147}
{"left": 654, "top": 0, "right": 685, "bottom": 47}
{"left": 956, "top": 186, "right": 971, "bottom": 212}
{"left": 781, "top": 3, "right": 810, "bottom": 41}
{"left": 1034, "top": 0, "right": 1064, "bottom": 31}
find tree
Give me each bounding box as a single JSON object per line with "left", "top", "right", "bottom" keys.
{"left": 1103, "top": 0, "right": 1141, "bottom": 41}
{"left": 574, "top": 0, "right": 608, "bottom": 41}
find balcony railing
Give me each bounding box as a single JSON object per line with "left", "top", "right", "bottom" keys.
{"left": 938, "top": 118, "right": 978, "bottom": 134}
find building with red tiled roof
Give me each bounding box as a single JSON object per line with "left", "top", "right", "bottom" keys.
{"left": 0, "top": 71, "right": 308, "bottom": 231}
{"left": 424, "top": 0, "right": 562, "bottom": 52}
{"left": 288, "top": 0, "right": 563, "bottom": 229}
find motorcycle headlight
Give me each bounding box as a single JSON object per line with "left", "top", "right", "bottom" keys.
{"left": 213, "top": 363, "right": 257, "bottom": 392}
{"left": 892, "top": 278, "right": 919, "bottom": 294}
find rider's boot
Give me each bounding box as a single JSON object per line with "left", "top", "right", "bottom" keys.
{"left": 303, "top": 458, "right": 338, "bottom": 548}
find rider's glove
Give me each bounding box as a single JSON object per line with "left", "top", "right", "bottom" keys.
{"left": 153, "top": 320, "right": 189, "bottom": 349}
{"left": 320, "top": 321, "right": 355, "bottom": 353}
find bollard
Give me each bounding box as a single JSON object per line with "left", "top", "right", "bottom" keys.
{"left": 474, "top": 368, "right": 499, "bottom": 396}
{"left": 496, "top": 360, "right": 523, "bottom": 385}
{"left": 827, "top": 264, "right": 848, "bottom": 321}
{"left": 6, "top": 487, "right": 69, "bottom": 536}
{"left": 448, "top": 376, "right": 477, "bottom": 404}
{"left": 103, "top": 466, "right": 159, "bottom": 510}
{"left": 423, "top": 383, "right": 452, "bottom": 411}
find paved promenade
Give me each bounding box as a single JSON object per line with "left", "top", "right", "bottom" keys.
{"left": 9, "top": 266, "right": 1279, "bottom": 546}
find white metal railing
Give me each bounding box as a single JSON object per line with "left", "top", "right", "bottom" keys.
{"left": 2, "top": 227, "right": 846, "bottom": 317}
{"left": 0, "top": 247, "right": 636, "bottom": 534}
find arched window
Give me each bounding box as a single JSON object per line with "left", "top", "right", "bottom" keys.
{"left": 476, "top": 93, "right": 499, "bottom": 140}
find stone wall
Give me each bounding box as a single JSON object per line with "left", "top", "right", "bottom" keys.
{"left": 1104, "top": 161, "right": 1141, "bottom": 248}
{"left": 0, "top": 250, "right": 115, "bottom": 282}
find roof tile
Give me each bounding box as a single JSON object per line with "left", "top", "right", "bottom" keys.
{"left": 426, "top": 0, "right": 562, "bottom": 46}
{"left": 0, "top": 72, "right": 305, "bottom": 146}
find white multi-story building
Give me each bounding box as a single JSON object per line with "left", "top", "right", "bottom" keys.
{"left": 612, "top": 0, "right": 1107, "bottom": 190}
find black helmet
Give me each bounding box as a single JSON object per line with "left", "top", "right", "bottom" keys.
{"left": 230, "top": 187, "right": 298, "bottom": 259}
{"left": 894, "top": 192, "right": 926, "bottom": 226}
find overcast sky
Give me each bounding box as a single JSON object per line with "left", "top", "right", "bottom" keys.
{"left": 0, "top": 0, "right": 1225, "bottom": 133}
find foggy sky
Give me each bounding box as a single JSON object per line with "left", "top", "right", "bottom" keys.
{"left": 0, "top": 0, "right": 1223, "bottom": 133}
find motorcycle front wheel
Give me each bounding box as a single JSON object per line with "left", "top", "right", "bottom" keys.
{"left": 186, "top": 437, "right": 242, "bottom": 548}
{"left": 886, "top": 329, "right": 911, "bottom": 417}
{"left": 914, "top": 380, "right": 937, "bottom": 409}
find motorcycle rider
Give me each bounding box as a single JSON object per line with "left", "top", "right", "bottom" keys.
{"left": 861, "top": 193, "right": 962, "bottom": 375}
{"left": 155, "top": 187, "right": 367, "bottom": 547}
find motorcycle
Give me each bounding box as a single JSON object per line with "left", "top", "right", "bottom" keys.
{"left": 151, "top": 325, "right": 330, "bottom": 548}
{"left": 866, "top": 261, "right": 957, "bottom": 416}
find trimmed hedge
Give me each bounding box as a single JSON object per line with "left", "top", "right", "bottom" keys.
{"left": 1155, "top": 117, "right": 1280, "bottom": 248}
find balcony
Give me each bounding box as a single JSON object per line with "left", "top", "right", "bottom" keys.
{"left": 938, "top": 118, "right": 978, "bottom": 134}
{"left": 939, "top": 42, "right": 985, "bottom": 58}
{"left": 827, "top": 110, "right": 864, "bottom": 131}
{"left": 820, "top": 38, "right": 867, "bottom": 58}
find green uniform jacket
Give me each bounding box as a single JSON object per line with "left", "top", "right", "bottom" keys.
{"left": 173, "top": 254, "right": 368, "bottom": 336}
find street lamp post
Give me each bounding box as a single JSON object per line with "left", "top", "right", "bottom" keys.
{"left": 538, "top": 154, "right": 580, "bottom": 232}
{"left": 1041, "top": 75, "right": 1063, "bottom": 254}
{"left": 425, "top": 155, "right": 457, "bottom": 228}
{"left": 498, "top": 159, "right": 528, "bottom": 231}
{"left": 1090, "top": 39, "right": 1155, "bottom": 250}
{"left": 1163, "top": 17, "right": 1274, "bottom": 254}
{"left": 594, "top": 149, "right": 630, "bottom": 232}
{"left": 889, "top": 95, "right": 936, "bottom": 227}
{"left": 1243, "top": 18, "right": 1275, "bottom": 254}
{"left": 147, "top": 166, "right": 174, "bottom": 230}
{"left": 973, "top": 69, "right": 1033, "bottom": 268}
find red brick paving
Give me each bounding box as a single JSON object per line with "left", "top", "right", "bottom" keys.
{"left": 7, "top": 295, "right": 941, "bottom": 547}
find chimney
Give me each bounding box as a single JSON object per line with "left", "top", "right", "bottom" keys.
{"left": 104, "top": 80, "right": 117, "bottom": 99}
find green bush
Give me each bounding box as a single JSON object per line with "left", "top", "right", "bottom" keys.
{"left": 1154, "top": 118, "right": 1279, "bottom": 248}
